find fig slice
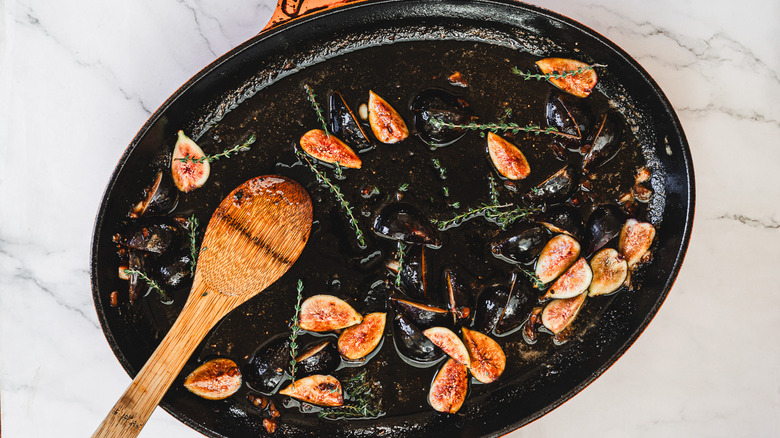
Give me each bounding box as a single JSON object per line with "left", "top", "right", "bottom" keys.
{"left": 299, "top": 129, "right": 362, "bottom": 169}
{"left": 423, "top": 327, "right": 470, "bottom": 367}
{"left": 542, "top": 257, "right": 592, "bottom": 300}
{"left": 391, "top": 297, "right": 449, "bottom": 328}
{"left": 428, "top": 358, "right": 469, "bottom": 414}
{"left": 588, "top": 248, "right": 628, "bottom": 296}
{"left": 541, "top": 292, "right": 587, "bottom": 335}
{"left": 368, "top": 90, "right": 409, "bottom": 144}
{"left": 618, "top": 219, "right": 656, "bottom": 268}
{"left": 183, "top": 358, "right": 242, "bottom": 400}
{"left": 171, "top": 130, "right": 210, "bottom": 192}
{"left": 535, "top": 234, "right": 581, "bottom": 284}
{"left": 535, "top": 58, "right": 598, "bottom": 98}
{"left": 299, "top": 295, "right": 362, "bottom": 332}
{"left": 487, "top": 132, "right": 531, "bottom": 180}
{"left": 461, "top": 328, "right": 506, "bottom": 384}
{"left": 279, "top": 374, "right": 344, "bottom": 407}
{"left": 337, "top": 312, "right": 386, "bottom": 360}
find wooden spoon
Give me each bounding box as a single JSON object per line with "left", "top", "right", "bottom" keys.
{"left": 93, "top": 175, "right": 313, "bottom": 438}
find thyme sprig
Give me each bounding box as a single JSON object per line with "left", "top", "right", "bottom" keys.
{"left": 395, "top": 242, "right": 407, "bottom": 288}
{"left": 175, "top": 134, "right": 256, "bottom": 164}
{"left": 511, "top": 63, "right": 606, "bottom": 81}
{"left": 186, "top": 214, "right": 200, "bottom": 277}
{"left": 296, "top": 150, "right": 366, "bottom": 247}
{"left": 289, "top": 280, "right": 304, "bottom": 383}
{"left": 432, "top": 158, "right": 447, "bottom": 179}
{"left": 318, "top": 370, "right": 384, "bottom": 419}
{"left": 488, "top": 175, "right": 500, "bottom": 205}
{"left": 517, "top": 266, "right": 546, "bottom": 289}
{"left": 429, "top": 118, "right": 580, "bottom": 140}
{"left": 304, "top": 84, "right": 330, "bottom": 135}
{"left": 123, "top": 268, "right": 170, "bottom": 300}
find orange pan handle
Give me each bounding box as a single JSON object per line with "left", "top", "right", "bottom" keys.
{"left": 263, "top": 0, "right": 368, "bottom": 30}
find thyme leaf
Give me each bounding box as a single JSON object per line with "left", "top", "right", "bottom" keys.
{"left": 186, "top": 214, "right": 200, "bottom": 277}
{"left": 318, "top": 370, "right": 384, "bottom": 419}
{"left": 304, "top": 84, "right": 330, "bottom": 135}
{"left": 429, "top": 118, "right": 580, "bottom": 140}
{"left": 395, "top": 242, "right": 407, "bottom": 288}
{"left": 289, "top": 280, "right": 304, "bottom": 383}
{"left": 517, "top": 266, "right": 546, "bottom": 289}
{"left": 123, "top": 268, "right": 170, "bottom": 300}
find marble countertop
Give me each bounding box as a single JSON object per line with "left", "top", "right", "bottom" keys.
{"left": 1, "top": 0, "right": 778, "bottom": 436}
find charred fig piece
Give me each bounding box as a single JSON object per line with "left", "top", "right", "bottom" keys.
{"left": 398, "top": 245, "right": 430, "bottom": 300}
{"left": 337, "top": 312, "right": 386, "bottom": 360}
{"left": 392, "top": 314, "right": 445, "bottom": 364}
{"left": 279, "top": 375, "right": 343, "bottom": 407}
{"left": 423, "top": 327, "right": 470, "bottom": 366}
{"left": 472, "top": 283, "right": 510, "bottom": 333}
{"left": 131, "top": 171, "right": 179, "bottom": 217}
{"left": 391, "top": 298, "right": 449, "bottom": 328}
{"left": 411, "top": 88, "right": 472, "bottom": 147}
{"left": 588, "top": 248, "right": 628, "bottom": 296}
{"left": 490, "top": 224, "right": 550, "bottom": 265}
{"left": 618, "top": 219, "right": 656, "bottom": 267}
{"left": 299, "top": 295, "right": 362, "bottom": 332}
{"left": 183, "top": 358, "right": 241, "bottom": 400}
{"left": 487, "top": 132, "right": 530, "bottom": 180}
{"left": 329, "top": 91, "right": 372, "bottom": 152}
{"left": 545, "top": 92, "right": 591, "bottom": 147}
{"left": 428, "top": 358, "right": 469, "bottom": 414}
{"left": 157, "top": 252, "right": 192, "bottom": 288}
{"left": 296, "top": 340, "right": 340, "bottom": 377}
{"left": 582, "top": 113, "right": 622, "bottom": 174}
{"left": 535, "top": 204, "right": 585, "bottom": 241}
{"left": 632, "top": 184, "right": 653, "bottom": 203}
{"left": 299, "top": 129, "right": 361, "bottom": 169}
{"left": 535, "top": 234, "right": 581, "bottom": 284}
{"left": 368, "top": 90, "right": 409, "bottom": 144}
{"left": 171, "top": 130, "right": 210, "bottom": 192}
{"left": 522, "top": 165, "right": 577, "bottom": 204}
{"left": 127, "top": 250, "right": 146, "bottom": 302}
{"left": 247, "top": 335, "right": 290, "bottom": 394}
{"left": 535, "top": 58, "right": 598, "bottom": 98}
{"left": 442, "top": 266, "right": 476, "bottom": 325}
{"left": 462, "top": 328, "right": 505, "bottom": 384}
{"left": 542, "top": 292, "right": 587, "bottom": 335}
{"left": 496, "top": 273, "right": 535, "bottom": 335}
{"left": 542, "top": 257, "right": 593, "bottom": 300}
{"left": 372, "top": 203, "right": 441, "bottom": 246}
{"left": 585, "top": 204, "right": 628, "bottom": 255}
{"left": 523, "top": 306, "right": 544, "bottom": 344}
{"left": 122, "top": 221, "right": 178, "bottom": 254}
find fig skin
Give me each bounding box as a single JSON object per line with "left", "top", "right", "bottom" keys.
{"left": 299, "top": 129, "right": 362, "bottom": 169}
{"left": 535, "top": 58, "right": 598, "bottom": 98}
{"left": 428, "top": 358, "right": 469, "bottom": 414}
{"left": 542, "top": 257, "right": 593, "bottom": 300}
{"left": 541, "top": 292, "right": 587, "bottom": 335}
{"left": 296, "top": 340, "right": 340, "bottom": 376}
{"left": 392, "top": 314, "right": 445, "bottom": 364}
{"left": 171, "top": 130, "right": 210, "bottom": 192}
{"left": 391, "top": 298, "right": 449, "bottom": 328}
{"left": 337, "top": 312, "right": 386, "bottom": 360}
{"left": 423, "top": 327, "right": 470, "bottom": 367}
{"left": 329, "top": 91, "right": 372, "bottom": 152}
{"left": 588, "top": 248, "right": 628, "bottom": 296}
{"left": 487, "top": 132, "right": 530, "bottom": 180}
{"left": 462, "top": 328, "right": 506, "bottom": 384}
{"left": 368, "top": 90, "right": 409, "bottom": 144}
{"left": 299, "top": 295, "right": 362, "bottom": 332}
{"left": 183, "top": 358, "right": 242, "bottom": 400}
{"left": 279, "top": 375, "right": 344, "bottom": 407}
{"left": 535, "top": 234, "right": 581, "bottom": 284}
{"left": 618, "top": 219, "right": 656, "bottom": 267}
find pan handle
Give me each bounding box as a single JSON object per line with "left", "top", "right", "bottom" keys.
{"left": 263, "top": 0, "right": 366, "bottom": 30}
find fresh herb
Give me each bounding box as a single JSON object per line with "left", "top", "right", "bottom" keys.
{"left": 333, "top": 162, "right": 344, "bottom": 179}
{"left": 498, "top": 107, "right": 513, "bottom": 124}
{"left": 488, "top": 175, "right": 500, "bottom": 205}
{"left": 517, "top": 266, "right": 546, "bottom": 289}
{"left": 123, "top": 268, "right": 170, "bottom": 300}
{"left": 318, "top": 370, "right": 384, "bottom": 419}
{"left": 429, "top": 118, "right": 580, "bottom": 140}
{"left": 511, "top": 63, "right": 606, "bottom": 81}
{"left": 432, "top": 158, "right": 447, "bottom": 179}
{"left": 395, "top": 242, "right": 407, "bottom": 288}
{"left": 289, "top": 280, "right": 304, "bottom": 383}
{"left": 175, "top": 135, "right": 256, "bottom": 164}
{"left": 442, "top": 186, "right": 450, "bottom": 197}
{"left": 451, "top": 201, "right": 461, "bottom": 209}
{"left": 304, "top": 84, "right": 330, "bottom": 135}
{"left": 186, "top": 214, "right": 200, "bottom": 277}
{"left": 296, "top": 150, "right": 366, "bottom": 247}
{"left": 398, "top": 183, "right": 409, "bottom": 192}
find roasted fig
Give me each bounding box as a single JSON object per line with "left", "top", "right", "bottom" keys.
{"left": 372, "top": 203, "right": 441, "bottom": 246}
{"left": 618, "top": 219, "right": 656, "bottom": 267}
{"left": 545, "top": 92, "right": 590, "bottom": 149}
{"left": 411, "top": 88, "right": 472, "bottom": 147}
{"left": 337, "top": 312, "right": 386, "bottom": 360}
{"left": 541, "top": 292, "right": 587, "bottom": 335}
{"left": 461, "top": 328, "right": 505, "bottom": 384}
{"left": 487, "top": 132, "right": 530, "bottom": 180}
{"left": 495, "top": 273, "right": 536, "bottom": 335}
{"left": 183, "top": 358, "right": 242, "bottom": 400}
{"left": 279, "top": 375, "right": 343, "bottom": 407}
{"left": 584, "top": 204, "right": 627, "bottom": 256}
{"left": 522, "top": 306, "right": 544, "bottom": 344}
{"left": 156, "top": 252, "right": 192, "bottom": 288}
{"left": 582, "top": 113, "right": 622, "bottom": 174}
{"left": 391, "top": 298, "right": 449, "bottom": 328}
{"left": 442, "top": 266, "right": 476, "bottom": 325}
{"left": 299, "top": 129, "right": 361, "bottom": 169}
{"left": 130, "top": 170, "right": 179, "bottom": 217}
{"left": 329, "top": 91, "right": 372, "bottom": 152}
{"left": 490, "top": 224, "right": 550, "bottom": 265}
{"left": 535, "top": 234, "right": 581, "bottom": 284}
{"left": 247, "top": 335, "right": 291, "bottom": 394}
{"left": 535, "top": 58, "right": 598, "bottom": 98}
{"left": 396, "top": 245, "right": 431, "bottom": 300}
{"left": 588, "top": 248, "right": 628, "bottom": 296}
{"left": 368, "top": 90, "right": 409, "bottom": 144}
{"left": 472, "top": 283, "right": 511, "bottom": 333}
{"left": 423, "top": 327, "right": 470, "bottom": 366}
{"left": 428, "top": 358, "right": 469, "bottom": 414}
{"left": 535, "top": 204, "right": 585, "bottom": 242}
{"left": 299, "top": 295, "right": 362, "bottom": 332}
{"left": 121, "top": 221, "right": 179, "bottom": 254}
{"left": 171, "top": 130, "right": 210, "bottom": 192}
{"left": 521, "top": 165, "right": 577, "bottom": 205}
{"left": 296, "top": 340, "right": 340, "bottom": 377}
{"left": 542, "top": 257, "right": 592, "bottom": 300}
{"left": 392, "top": 314, "right": 445, "bottom": 364}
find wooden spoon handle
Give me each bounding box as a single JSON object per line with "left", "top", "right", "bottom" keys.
{"left": 93, "top": 282, "right": 238, "bottom": 438}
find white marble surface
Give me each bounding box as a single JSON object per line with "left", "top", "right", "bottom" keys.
{"left": 1, "top": 0, "right": 778, "bottom": 436}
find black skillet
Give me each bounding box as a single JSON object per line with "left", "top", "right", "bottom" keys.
{"left": 91, "top": 0, "right": 695, "bottom": 436}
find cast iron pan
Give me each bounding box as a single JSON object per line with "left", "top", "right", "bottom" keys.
{"left": 91, "top": 0, "right": 695, "bottom": 436}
